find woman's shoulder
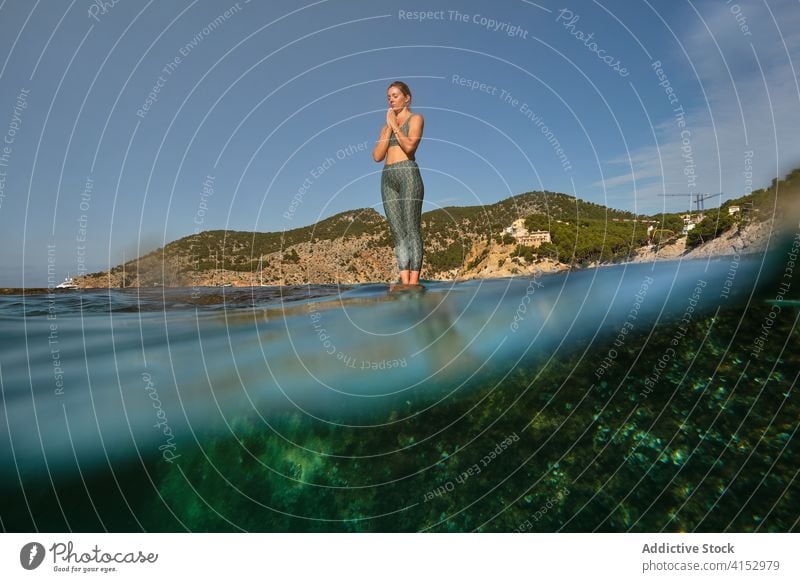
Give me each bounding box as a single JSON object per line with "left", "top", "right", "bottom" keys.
{"left": 410, "top": 112, "right": 424, "bottom": 121}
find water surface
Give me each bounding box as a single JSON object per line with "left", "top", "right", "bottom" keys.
{"left": 1, "top": 241, "right": 797, "bottom": 532}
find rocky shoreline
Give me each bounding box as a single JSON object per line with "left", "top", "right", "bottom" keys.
{"left": 35, "top": 214, "right": 778, "bottom": 291}
{"left": 625, "top": 216, "right": 776, "bottom": 264}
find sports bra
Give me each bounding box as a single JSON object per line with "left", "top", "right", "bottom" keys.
{"left": 388, "top": 113, "right": 417, "bottom": 147}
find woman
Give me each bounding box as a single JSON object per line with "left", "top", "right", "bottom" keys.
{"left": 372, "top": 81, "right": 425, "bottom": 289}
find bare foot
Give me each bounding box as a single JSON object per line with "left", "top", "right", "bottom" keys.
{"left": 389, "top": 283, "right": 426, "bottom": 293}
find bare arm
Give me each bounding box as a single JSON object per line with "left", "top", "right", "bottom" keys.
{"left": 372, "top": 124, "right": 391, "bottom": 162}
{"left": 392, "top": 114, "right": 424, "bottom": 157}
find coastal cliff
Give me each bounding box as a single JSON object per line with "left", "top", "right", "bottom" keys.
{"left": 74, "top": 169, "right": 798, "bottom": 288}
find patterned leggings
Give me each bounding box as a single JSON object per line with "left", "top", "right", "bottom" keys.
{"left": 381, "top": 160, "right": 424, "bottom": 272}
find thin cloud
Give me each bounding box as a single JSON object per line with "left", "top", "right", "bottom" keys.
{"left": 597, "top": 0, "right": 800, "bottom": 214}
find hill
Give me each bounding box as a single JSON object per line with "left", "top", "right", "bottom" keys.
{"left": 75, "top": 170, "right": 797, "bottom": 287}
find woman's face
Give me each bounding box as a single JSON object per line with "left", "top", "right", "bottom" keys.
{"left": 387, "top": 87, "right": 409, "bottom": 112}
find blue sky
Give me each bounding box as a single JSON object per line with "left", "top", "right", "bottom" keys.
{"left": 1, "top": 0, "right": 798, "bottom": 286}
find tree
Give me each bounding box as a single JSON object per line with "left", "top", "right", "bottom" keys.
{"left": 686, "top": 212, "right": 735, "bottom": 248}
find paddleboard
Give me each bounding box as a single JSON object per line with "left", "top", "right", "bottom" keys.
{"left": 388, "top": 283, "right": 426, "bottom": 293}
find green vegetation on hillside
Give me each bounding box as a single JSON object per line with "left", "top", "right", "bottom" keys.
{"left": 425, "top": 241, "right": 467, "bottom": 272}
{"left": 170, "top": 208, "right": 386, "bottom": 272}
{"left": 686, "top": 167, "right": 799, "bottom": 248}
{"left": 421, "top": 191, "right": 638, "bottom": 271}
{"left": 724, "top": 167, "right": 800, "bottom": 218}
{"left": 686, "top": 212, "right": 736, "bottom": 248}
{"left": 524, "top": 214, "right": 650, "bottom": 265}
{"left": 85, "top": 166, "right": 799, "bottom": 282}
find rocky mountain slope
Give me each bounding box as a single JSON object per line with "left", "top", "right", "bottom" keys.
{"left": 75, "top": 173, "right": 797, "bottom": 288}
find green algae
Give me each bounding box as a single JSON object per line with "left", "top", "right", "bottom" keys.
{"left": 142, "top": 301, "right": 799, "bottom": 532}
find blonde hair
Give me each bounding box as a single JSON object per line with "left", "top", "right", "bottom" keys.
{"left": 388, "top": 81, "right": 412, "bottom": 104}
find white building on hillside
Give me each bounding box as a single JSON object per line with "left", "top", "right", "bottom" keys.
{"left": 504, "top": 218, "right": 551, "bottom": 247}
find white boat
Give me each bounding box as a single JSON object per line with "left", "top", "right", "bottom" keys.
{"left": 55, "top": 275, "right": 78, "bottom": 289}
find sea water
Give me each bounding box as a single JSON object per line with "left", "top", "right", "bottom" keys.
{"left": 0, "top": 236, "right": 797, "bottom": 531}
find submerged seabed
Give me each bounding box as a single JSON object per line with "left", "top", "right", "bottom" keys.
{"left": 1, "top": 239, "right": 798, "bottom": 532}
